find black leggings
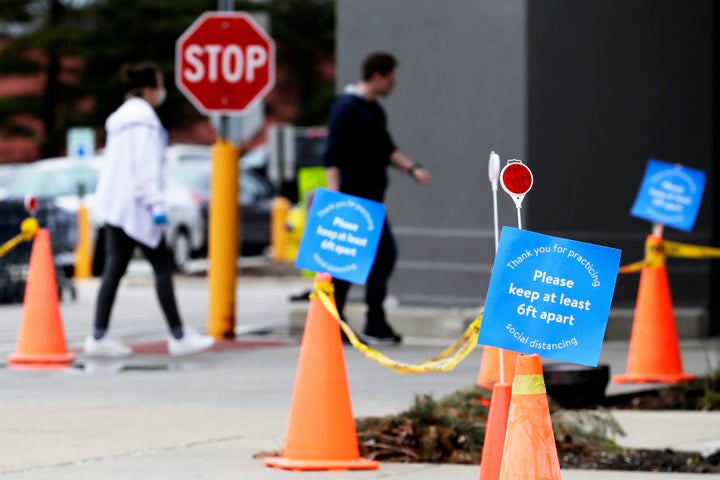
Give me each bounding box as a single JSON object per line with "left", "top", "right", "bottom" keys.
{"left": 94, "top": 225, "right": 182, "bottom": 332}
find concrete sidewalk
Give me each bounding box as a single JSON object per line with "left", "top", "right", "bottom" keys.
{"left": 0, "top": 263, "right": 719, "bottom": 479}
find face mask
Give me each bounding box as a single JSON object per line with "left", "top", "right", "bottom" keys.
{"left": 155, "top": 87, "right": 167, "bottom": 107}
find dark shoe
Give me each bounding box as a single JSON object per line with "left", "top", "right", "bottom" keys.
{"left": 360, "top": 332, "right": 402, "bottom": 346}
{"left": 289, "top": 289, "right": 312, "bottom": 302}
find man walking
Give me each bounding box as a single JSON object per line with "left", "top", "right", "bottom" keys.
{"left": 324, "top": 52, "right": 431, "bottom": 346}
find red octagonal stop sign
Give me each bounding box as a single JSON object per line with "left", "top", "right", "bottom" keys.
{"left": 176, "top": 12, "right": 275, "bottom": 114}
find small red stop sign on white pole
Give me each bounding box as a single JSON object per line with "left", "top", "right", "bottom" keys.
{"left": 175, "top": 12, "right": 275, "bottom": 115}
{"left": 501, "top": 160, "right": 533, "bottom": 202}
{"left": 501, "top": 159, "right": 533, "bottom": 229}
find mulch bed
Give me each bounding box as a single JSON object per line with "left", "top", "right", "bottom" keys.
{"left": 354, "top": 379, "right": 720, "bottom": 473}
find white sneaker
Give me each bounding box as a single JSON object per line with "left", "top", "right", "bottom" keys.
{"left": 83, "top": 335, "right": 132, "bottom": 358}
{"left": 167, "top": 327, "right": 215, "bottom": 356}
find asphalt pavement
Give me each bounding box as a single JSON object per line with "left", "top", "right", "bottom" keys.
{"left": 0, "top": 258, "right": 719, "bottom": 479}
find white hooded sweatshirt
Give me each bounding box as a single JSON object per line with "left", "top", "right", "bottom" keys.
{"left": 95, "top": 97, "right": 167, "bottom": 248}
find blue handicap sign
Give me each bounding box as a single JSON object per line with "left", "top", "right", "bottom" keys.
{"left": 66, "top": 127, "right": 95, "bottom": 159}
{"left": 630, "top": 159, "right": 706, "bottom": 232}
{"left": 295, "top": 188, "right": 385, "bottom": 284}
{"left": 478, "top": 227, "right": 621, "bottom": 366}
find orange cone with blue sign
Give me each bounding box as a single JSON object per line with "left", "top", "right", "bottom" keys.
{"left": 613, "top": 236, "right": 695, "bottom": 383}
{"left": 264, "top": 273, "right": 378, "bottom": 471}
{"left": 499, "top": 354, "right": 561, "bottom": 480}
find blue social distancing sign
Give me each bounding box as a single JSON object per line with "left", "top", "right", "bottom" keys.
{"left": 478, "top": 227, "right": 621, "bottom": 366}
{"left": 630, "top": 159, "right": 706, "bottom": 232}
{"left": 295, "top": 188, "right": 385, "bottom": 284}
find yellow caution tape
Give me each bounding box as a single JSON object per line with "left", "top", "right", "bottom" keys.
{"left": 312, "top": 280, "right": 481, "bottom": 374}
{"left": 664, "top": 240, "right": 720, "bottom": 259}
{"left": 512, "top": 374, "right": 547, "bottom": 395}
{"left": 0, "top": 217, "right": 39, "bottom": 258}
{"left": 618, "top": 260, "right": 648, "bottom": 274}
{"left": 617, "top": 235, "right": 720, "bottom": 273}
{"left": 619, "top": 236, "right": 664, "bottom": 273}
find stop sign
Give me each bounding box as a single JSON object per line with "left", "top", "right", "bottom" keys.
{"left": 501, "top": 161, "right": 533, "bottom": 196}
{"left": 175, "top": 12, "right": 275, "bottom": 114}
{"left": 500, "top": 159, "right": 533, "bottom": 208}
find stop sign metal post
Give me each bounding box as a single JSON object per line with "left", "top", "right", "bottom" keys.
{"left": 500, "top": 159, "right": 533, "bottom": 229}
{"left": 176, "top": 11, "right": 275, "bottom": 339}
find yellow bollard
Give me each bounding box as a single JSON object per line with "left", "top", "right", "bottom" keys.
{"left": 283, "top": 204, "right": 306, "bottom": 262}
{"left": 74, "top": 202, "right": 92, "bottom": 278}
{"left": 20, "top": 217, "right": 39, "bottom": 239}
{"left": 0, "top": 218, "right": 38, "bottom": 258}
{"left": 271, "top": 196, "right": 290, "bottom": 262}
{"left": 207, "top": 139, "right": 240, "bottom": 339}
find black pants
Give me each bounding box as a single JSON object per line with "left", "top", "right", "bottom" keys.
{"left": 333, "top": 219, "right": 397, "bottom": 336}
{"left": 94, "top": 225, "right": 182, "bottom": 332}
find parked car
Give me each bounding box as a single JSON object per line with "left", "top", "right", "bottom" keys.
{"left": 0, "top": 197, "right": 78, "bottom": 302}
{"left": 0, "top": 157, "right": 102, "bottom": 277}
{"left": 164, "top": 162, "right": 275, "bottom": 270}
{"left": 240, "top": 144, "right": 269, "bottom": 175}
{"left": 3, "top": 150, "right": 273, "bottom": 273}
{"left": 1, "top": 156, "right": 101, "bottom": 208}
{"left": 265, "top": 125, "right": 328, "bottom": 202}
{"left": 164, "top": 164, "right": 209, "bottom": 269}
{"left": 164, "top": 143, "right": 212, "bottom": 167}
{"left": 0, "top": 163, "right": 25, "bottom": 198}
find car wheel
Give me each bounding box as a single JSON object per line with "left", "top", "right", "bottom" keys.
{"left": 172, "top": 231, "right": 193, "bottom": 272}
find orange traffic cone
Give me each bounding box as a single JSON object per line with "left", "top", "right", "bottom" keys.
{"left": 499, "top": 354, "right": 561, "bottom": 480}
{"left": 478, "top": 382, "right": 512, "bottom": 480}
{"left": 477, "top": 346, "right": 519, "bottom": 388}
{"left": 613, "top": 237, "right": 694, "bottom": 383}
{"left": 264, "top": 273, "right": 379, "bottom": 471}
{"left": 7, "top": 228, "right": 75, "bottom": 367}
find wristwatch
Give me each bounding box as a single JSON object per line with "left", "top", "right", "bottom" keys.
{"left": 407, "top": 163, "right": 422, "bottom": 176}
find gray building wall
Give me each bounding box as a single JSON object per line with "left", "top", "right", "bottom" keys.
{"left": 336, "top": 1, "right": 714, "bottom": 311}
{"left": 526, "top": 1, "right": 714, "bottom": 307}
{"left": 337, "top": 0, "right": 527, "bottom": 307}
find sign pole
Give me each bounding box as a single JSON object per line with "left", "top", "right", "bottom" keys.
{"left": 176, "top": 7, "right": 275, "bottom": 339}
{"left": 207, "top": 139, "right": 240, "bottom": 339}
{"left": 652, "top": 222, "right": 664, "bottom": 238}
{"left": 500, "top": 159, "right": 533, "bottom": 232}
{"left": 487, "top": 151, "right": 505, "bottom": 382}
{"left": 488, "top": 151, "right": 500, "bottom": 250}
{"left": 494, "top": 157, "right": 533, "bottom": 383}
{"left": 215, "top": 0, "right": 233, "bottom": 143}
{"left": 208, "top": 0, "right": 239, "bottom": 339}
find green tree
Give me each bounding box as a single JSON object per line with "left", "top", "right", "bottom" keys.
{"left": 79, "top": 0, "right": 217, "bottom": 142}
{"left": 0, "top": 0, "right": 335, "bottom": 159}
{"left": 0, "top": 0, "right": 89, "bottom": 157}
{"left": 258, "top": 0, "right": 335, "bottom": 125}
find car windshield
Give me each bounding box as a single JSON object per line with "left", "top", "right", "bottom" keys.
{"left": 167, "top": 167, "right": 211, "bottom": 192}
{"left": 0, "top": 167, "right": 19, "bottom": 188}
{"left": 241, "top": 172, "right": 274, "bottom": 199}
{"left": 296, "top": 136, "right": 326, "bottom": 165}
{"left": 167, "top": 165, "right": 274, "bottom": 199}
{"left": 178, "top": 153, "right": 211, "bottom": 163}
{"left": 8, "top": 164, "right": 99, "bottom": 198}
